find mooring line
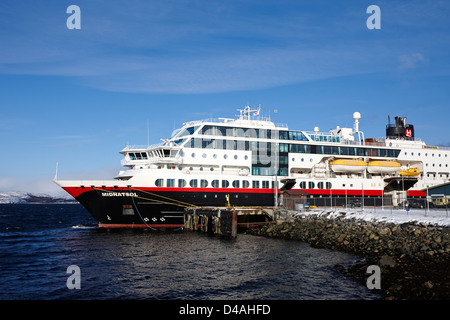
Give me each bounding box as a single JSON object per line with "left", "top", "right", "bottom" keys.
{"left": 93, "top": 187, "right": 195, "bottom": 231}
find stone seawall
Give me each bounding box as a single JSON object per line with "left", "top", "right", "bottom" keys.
{"left": 246, "top": 212, "right": 450, "bottom": 299}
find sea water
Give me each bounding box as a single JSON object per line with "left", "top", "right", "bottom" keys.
{"left": 0, "top": 204, "right": 380, "bottom": 300}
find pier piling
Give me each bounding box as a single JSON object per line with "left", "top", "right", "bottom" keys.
{"left": 231, "top": 210, "right": 238, "bottom": 238}
{"left": 183, "top": 206, "right": 275, "bottom": 237}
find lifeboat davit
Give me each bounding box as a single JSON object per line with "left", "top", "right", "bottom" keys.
{"left": 367, "top": 160, "right": 401, "bottom": 174}
{"left": 399, "top": 167, "right": 420, "bottom": 176}
{"left": 330, "top": 159, "right": 367, "bottom": 173}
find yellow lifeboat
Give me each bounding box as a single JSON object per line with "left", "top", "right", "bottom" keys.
{"left": 330, "top": 159, "right": 367, "bottom": 173}
{"left": 367, "top": 160, "right": 401, "bottom": 174}
{"left": 399, "top": 167, "right": 420, "bottom": 176}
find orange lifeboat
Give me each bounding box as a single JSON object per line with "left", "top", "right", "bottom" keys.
{"left": 330, "top": 159, "right": 367, "bottom": 173}
{"left": 399, "top": 167, "right": 420, "bottom": 176}
{"left": 367, "top": 160, "right": 401, "bottom": 174}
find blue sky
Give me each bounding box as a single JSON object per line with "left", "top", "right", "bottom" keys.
{"left": 0, "top": 0, "right": 449, "bottom": 194}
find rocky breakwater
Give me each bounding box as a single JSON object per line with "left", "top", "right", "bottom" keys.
{"left": 246, "top": 210, "right": 450, "bottom": 299}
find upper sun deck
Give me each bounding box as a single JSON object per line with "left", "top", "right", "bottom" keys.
{"left": 179, "top": 106, "right": 288, "bottom": 132}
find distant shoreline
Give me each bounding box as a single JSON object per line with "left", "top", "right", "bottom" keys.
{"left": 0, "top": 191, "right": 76, "bottom": 204}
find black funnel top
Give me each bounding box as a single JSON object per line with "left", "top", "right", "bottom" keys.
{"left": 386, "top": 116, "right": 414, "bottom": 140}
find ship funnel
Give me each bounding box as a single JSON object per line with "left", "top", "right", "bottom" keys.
{"left": 386, "top": 115, "right": 414, "bottom": 140}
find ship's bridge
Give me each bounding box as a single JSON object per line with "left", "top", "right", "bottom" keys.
{"left": 119, "top": 142, "right": 183, "bottom": 168}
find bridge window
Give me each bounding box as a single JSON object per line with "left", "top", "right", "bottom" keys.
{"left": 128, "top": 152, "right": 148, "bottom": 160}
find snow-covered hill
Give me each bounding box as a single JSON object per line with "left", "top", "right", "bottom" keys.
{"left": 0, "top": 191, "right": 76, "bottom": 204}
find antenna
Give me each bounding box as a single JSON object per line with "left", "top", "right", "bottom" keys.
{"left": 353, "top": 112, "right": 361, "bottom": 133}
{"left": 147, "top": 120, "right": 149, "bottom": 146}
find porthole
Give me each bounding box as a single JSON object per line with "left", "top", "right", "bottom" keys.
{"left": 191, "top": 153, "right": 196, "bottom": 158}
{"left": 202, "top": 153, "right": 207, "bottom": 158}
{"left": 189, "top": 179, "right": 198, "bottom": 188}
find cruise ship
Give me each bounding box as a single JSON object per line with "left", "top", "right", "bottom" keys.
{"left": 55, "top": 106, "right": 450, "bottom": 228}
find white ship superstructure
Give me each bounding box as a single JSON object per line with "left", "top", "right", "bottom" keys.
{"left": 55, "top": 106, "right": 450, "bottom": 228}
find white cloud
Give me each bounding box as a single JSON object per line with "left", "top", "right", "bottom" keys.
{"left": 398, "top": 53, "right": 426, "bottom": 70}
{"left": 79, "top": 45, "right": 389, "bottom": 94}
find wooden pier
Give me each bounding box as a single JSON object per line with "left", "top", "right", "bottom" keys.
{"left": 183, "top": 206, "right": 276, "bottom": 237}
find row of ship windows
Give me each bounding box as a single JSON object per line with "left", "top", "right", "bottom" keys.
{"left": 189, "top": 152, "right": 249, "bottom": 160}
{"left": 425, "top": 163, "right": 448, "bottom": 167}
{"left": 187, "top": 138, "right": 400, "bottom": 158}
{"left": 155, "top": 179, "right": 274, "bottom": 189}
{"left": 198, "top": 125, "right": 310, "bottom": 141}
{"left": 187, "top": 152, "right": 341, "bottom": 164}
{"left": 178, "top": 125, "right": 340, "bottom": 143}
{"left": 154, "top": 178, "right": 335, "bottom": 189}
{"left": 128, "top": 152, "right": 148, "bottom": 160}
{"left": 128, "top": 144, "right": 401, "bottom": 161}
{"left": 405, "top": 151, "right": 448, "bottom": 157}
